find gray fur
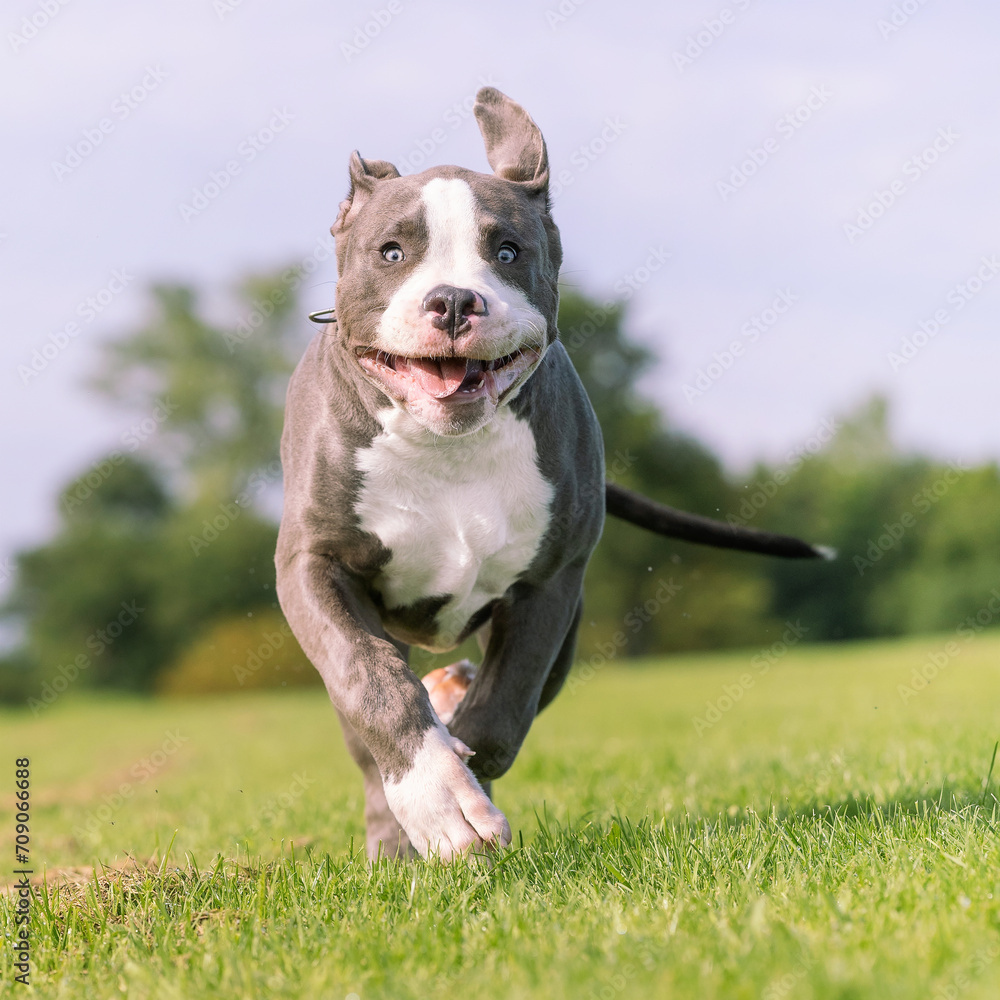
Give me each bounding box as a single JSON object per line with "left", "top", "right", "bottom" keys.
{"left": 276, "top": 88, "right": 603, "bottom": 859}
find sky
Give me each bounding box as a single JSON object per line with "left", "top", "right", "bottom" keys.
{"left": 2, "top": 0, "right": 999, "bottom": 592}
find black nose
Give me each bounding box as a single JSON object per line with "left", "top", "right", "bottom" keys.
{"left": 422, "top": 285, "right": 486, "bottom": 338}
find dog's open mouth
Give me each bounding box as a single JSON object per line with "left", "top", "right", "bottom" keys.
{"left": 357, "top": 347, "right": 540, "bottom": 405}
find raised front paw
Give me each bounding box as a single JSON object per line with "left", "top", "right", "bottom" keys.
{"left": 382, "top": 723, "right": 511, "bottom": 861}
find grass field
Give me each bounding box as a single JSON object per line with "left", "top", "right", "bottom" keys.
{"left": 2, "top": 630, "right": 999, "bottom": 999}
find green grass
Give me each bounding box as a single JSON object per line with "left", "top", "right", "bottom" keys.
{"left": 2, "top": 631, "right": 1000, "bottom": 999}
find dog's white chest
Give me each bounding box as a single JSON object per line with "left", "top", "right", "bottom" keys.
{"left": 354, "top": 407, "right": 553, "bottom": 650}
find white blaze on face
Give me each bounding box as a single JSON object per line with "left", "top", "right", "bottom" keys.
{"left": 376, "top": 177, "right": 546, "bottom": 359}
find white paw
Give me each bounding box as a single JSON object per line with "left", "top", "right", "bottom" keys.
{"left": 383, "top": 723, "right": 510, "bottom": 861}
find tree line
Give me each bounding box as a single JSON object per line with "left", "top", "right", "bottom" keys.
{"left": 2, "top": 271, "right": 997, "bottom": 703}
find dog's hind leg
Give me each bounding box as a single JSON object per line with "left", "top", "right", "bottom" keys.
{"left": 335, "top": 708, "right": 414, "bottom": 860}
{"left": 536, "top": 596, "right": 583, "bottom": 713}
{"left": 421, "top": 659, "right": 477, "bottom": 725}
{"left": 449, "top": 566, "right": 588, "bottom": 785}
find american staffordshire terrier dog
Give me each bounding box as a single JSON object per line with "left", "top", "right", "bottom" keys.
{"left": 276, "top": 87, "right": 825, "bottom": 861}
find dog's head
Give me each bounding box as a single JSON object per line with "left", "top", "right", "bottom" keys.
{"left": 332, "top": 88, "right": 563, "bottom": 436}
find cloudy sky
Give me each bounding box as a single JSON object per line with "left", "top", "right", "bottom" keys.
{"left": 3, "top": 0, "right": 998, "bottom": 588}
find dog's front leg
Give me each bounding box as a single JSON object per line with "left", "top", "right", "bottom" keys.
{"left": 333, "top": 706, "right": 413, "bottom": 859}
{"left": 448, "top": 565, "right": 587, "bottom": 785}
{"left": 277, "top": 552, "right": 510, "bottom": 861}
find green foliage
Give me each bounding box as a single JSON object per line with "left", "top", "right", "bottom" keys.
{"left": 871, "top": 464, "right": 1000, "bottom": 633}
{"left": 753, "top": 398, "right": 1000, "bottom": 642}
{"left": 8, "top": 457, "right": 172, "bottom": 692}
{"left": 2, "top": 272, "right": 999, "bottom": 701}
{"left": 157, "top": 608, "right": 319, "bottom": 695}
{"left": 1, "top": 272, "right": 307, "bottom": 697}
{"left": 152, "top": 503, "right": 280, "bottom": 646}
{"left": 560, "top": 289, "right": 789, "bottom": 656}
{"left": 90, "top": 276, "right": 305, "bottom": 500}
{"left": 4, "top": 456, "right": 284, "bottom": 695}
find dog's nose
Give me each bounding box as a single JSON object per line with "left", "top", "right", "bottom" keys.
{"left": 422, "top": 285, "right": 487, "bottom": 338}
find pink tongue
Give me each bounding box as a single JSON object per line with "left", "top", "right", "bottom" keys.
{"left": 399, "top": 357, "right": 472, "bottom": 398}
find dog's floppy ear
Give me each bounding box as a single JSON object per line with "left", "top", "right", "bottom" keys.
{"left": 473, "top": 88, "right": 549, "bottom": 200}
{"left": 332, "top": 150, "right": 401, "bottom": 236}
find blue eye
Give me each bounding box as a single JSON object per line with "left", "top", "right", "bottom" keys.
{"left": 497, "top": 244, "right": 518, "bottom": 264}
{"left": 382, "top": 244, "right": 405, "bottom": 262}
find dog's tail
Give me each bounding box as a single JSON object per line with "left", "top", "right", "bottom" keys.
{"left": 605, "top": 483, "right": 834, "bottom": 560}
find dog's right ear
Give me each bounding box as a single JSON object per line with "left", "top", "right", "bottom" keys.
{"left": 473, "top": 88, "right": 549, "bottom": 202}
{"left": 332, "top": 150, "right": 401, "bottom": 236}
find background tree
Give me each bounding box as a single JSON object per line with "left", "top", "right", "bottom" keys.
{"left": 2, "top": 272, "right": 998, "bottom": 703}
{"left": 5, "top": 458, "right": 171, "bottom": 693}
{"left": 91, "top": 273, "right": 307, "bottom": 500}
{"left": 753, "top": 397, "right": 1000, "bottom": 641}
{"left": 560, "top": 291, "right": 789, "bottom": 657}
{"left": 1, "top": 270, "right": 310, "bottom": 697}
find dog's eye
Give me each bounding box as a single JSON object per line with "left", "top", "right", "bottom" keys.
{"left": 381, "top": 244, "right": 405, "bottom": 263}
{"left": 497, "top": 243, "right": 518, "bottom": 264}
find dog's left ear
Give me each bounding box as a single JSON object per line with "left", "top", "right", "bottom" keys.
{"left": 332, "top": 150, "right": 401, "bottom": 236}
{"left": 473, "top": 88, "right": 549, "bottom": 201}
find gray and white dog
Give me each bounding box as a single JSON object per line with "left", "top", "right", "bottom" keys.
{"left": 276, "top": 88, "right": 823, "bottom": 861}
